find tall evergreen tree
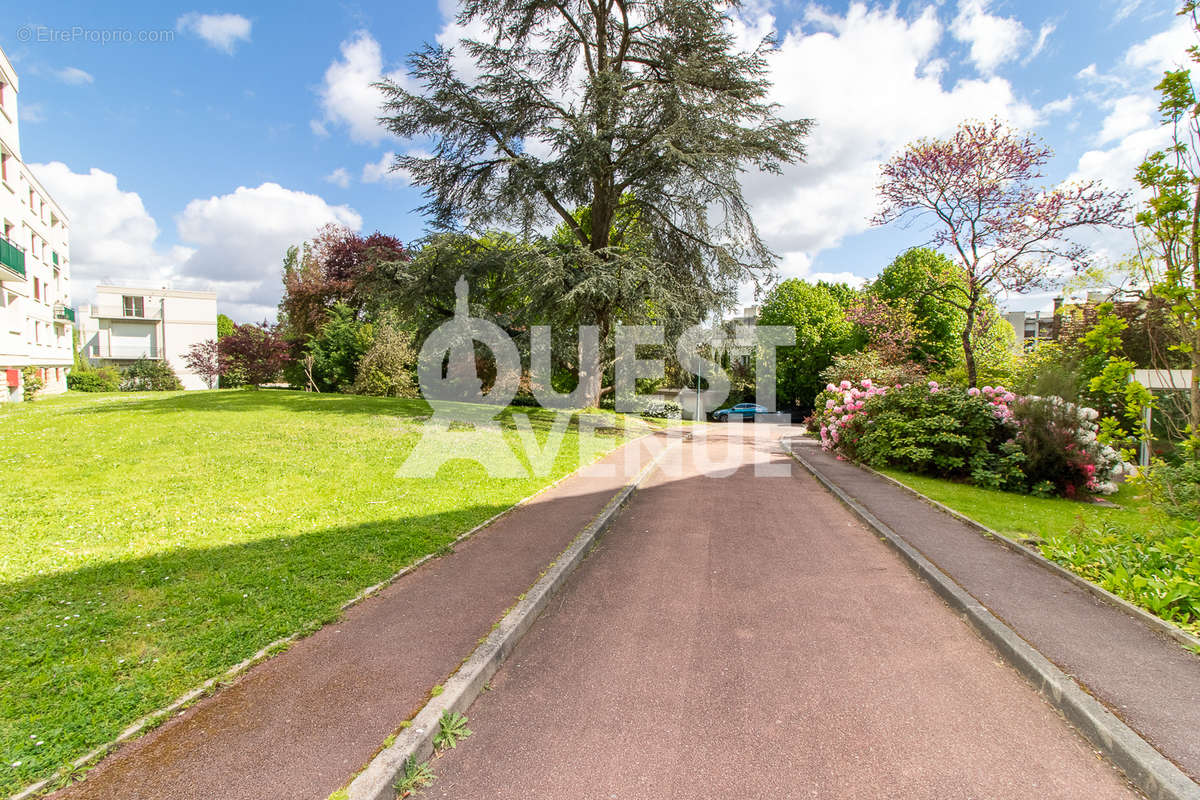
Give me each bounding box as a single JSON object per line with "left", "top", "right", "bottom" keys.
{"left": 377, "top": 0, "right": 811, "bottom": 404}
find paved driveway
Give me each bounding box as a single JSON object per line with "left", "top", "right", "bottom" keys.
{"left": 428, "top": 426, "right": 1136, "bottom": 799}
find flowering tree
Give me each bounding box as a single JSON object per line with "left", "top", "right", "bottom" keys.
{"left": 183, "top": 339, "right": 221, "bottom": 389}
{"left": 874, "top": 120, "right": 1130, "bottom": 386}
{"left": 846, "top": 295, "right": 917, "bottom": 367}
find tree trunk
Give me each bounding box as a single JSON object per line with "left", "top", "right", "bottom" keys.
{"left": 580, "top": 313, "right": 611, "bottom": 409}
{"left": 962, "top": 301, "right": 978, "bottom": 388}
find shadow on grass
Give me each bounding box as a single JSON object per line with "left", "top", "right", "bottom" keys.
{"left": 59, "top": 390, "right": 635, "bottom": 442}
{"left": 0, "top": 502, "right": 510, "bottom": 793}
{"left": 63, "top": 389, "right": 433, "bottom": 419}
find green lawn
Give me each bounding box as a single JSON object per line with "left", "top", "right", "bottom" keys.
{"left": 0, "top": 390, "right": 628, "bottom": 794}
{"left": 877, "top": 469, "right": 1147, "bottom": 540}
{"left": 880, "top": 469, "right": 1200, "bottom": 637}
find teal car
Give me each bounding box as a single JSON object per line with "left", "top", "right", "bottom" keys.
{"left": 711, "top": 402, "right": 767, "bottom": 421}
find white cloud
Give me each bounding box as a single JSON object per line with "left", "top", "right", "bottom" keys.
{"left": 1026, "top": 22, "right": 1055, "bottom": 62}
{"left": 361, "top": 150, "right": 423, "bottom": 184}
{"left": 361, "top": 152, "right": 399, "bottom": 183}
{"left": 20, "top": 103, "right": 46, "bottom": 123}
{"left": 175, "top": 183, "right": 361, "bottom": 298}
{"left": 950, "top": 0, "right": 1029, "bottom": 74}
{"left": 30, "top": 163, "right": 360, "bottom": 320}
{"left": 1062, "top": 19, "right": 1190, "bottom": 264}
{"left": 1041, "top": 95, "right": 1075, "bottom": 115}
{"left": 1096, "top": 94, "right": 1156, "bottom": 145}
{"left": 176, "top": 13, "right": 253, "bottom": 54}
{"left": 1124, "top": 16, "right": 1193, "bottom": 73}
{"left": 1114, "top": 0, "right": 1146, "bottom": 23}
{"left": 29, "top": 163, "right": 193, "bottom": 292}
{"left": 732, "top": 2, "right": 1038, "bottom": 283}
{"left": 313, "top": 31, "right": 407, "bottom": 145}
{"left": 325, "top": 167, "right": 351, "bottom": 188}
{"left": 54, "top": 67, "right": 94, "bottom": 85}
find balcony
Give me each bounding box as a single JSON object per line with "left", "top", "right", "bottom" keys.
{"left": 0, "top": 237, "right": 25, "bottom": 282}
{"left": 90, "top": 305, "right": 163, "bottom": 321}
{"left": 90, "top": 343, "right": 161, "bottom": 360}
{"left": 54, "top": 305, "right": 75, "bottom": 323}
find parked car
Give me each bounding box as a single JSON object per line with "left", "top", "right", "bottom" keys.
{"left": 711, "top": 402, "right": 767, "bottom": 421}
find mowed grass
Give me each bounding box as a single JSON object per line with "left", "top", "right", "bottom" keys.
{"left": 0, "top": 390, "right": 626, "bottom": 793}
{"left": 877, "top": 469, "right": 1148, "bottom": 540}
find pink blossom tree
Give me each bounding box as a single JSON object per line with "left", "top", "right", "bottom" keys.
{"left": 873, "top": 120, "right": 1130, "bottom": 386}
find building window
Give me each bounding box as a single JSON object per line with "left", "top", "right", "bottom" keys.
{"left": 33, "top": 278, "right": 39, "bottom": 301}
{"left": 123, "top": 295, "right": 145, "bottom": 317}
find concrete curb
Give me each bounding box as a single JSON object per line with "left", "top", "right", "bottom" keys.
{"left": 781, "top": 438, "right": 1200, "bottom": 800}
{"left": 856, "top": 455, "right": 1200, "bottom": 653}
{"left": 9, "top": 428, "right": 657, "bottom": 800}
{"left": 344, "top": 437, "right": 677, "bottom": 800}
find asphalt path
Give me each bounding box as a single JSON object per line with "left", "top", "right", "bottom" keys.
{"left": 428, "top": 425, "right": 1137, "bottom": 799}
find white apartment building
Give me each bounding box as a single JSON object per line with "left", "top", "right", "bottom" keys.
{"left": 0, "top": 45, "right": 73, "bottom": 401}
{"left": 76, "top": 286, "right": 218, "bottom": 390}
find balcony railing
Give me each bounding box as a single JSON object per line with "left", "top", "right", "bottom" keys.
{"left": 0, "top": 237, "right": 26, "bottom": 281}
{"left": 54, "top": 305, "right": 75, "bottom": 323}
{"left": 90, "top": 305, "right": 163, "bottom": 321}
{"left": 91, "top": 343, "right": 160, "bottom": 360}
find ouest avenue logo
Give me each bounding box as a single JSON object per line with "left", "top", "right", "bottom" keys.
{"left": 397, "top": 278, "right": 798, "bottom": 479}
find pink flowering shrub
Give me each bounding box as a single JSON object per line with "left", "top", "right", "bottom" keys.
{"left": 1011, "top": 396, "right": 1123, "bottom": 497}
{"left": 812, "top": 379, "right": 1122, "bottom": 497}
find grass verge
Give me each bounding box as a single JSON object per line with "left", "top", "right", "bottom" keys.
{"left": 0, "top": 389, "right": 628, "bottom": 794}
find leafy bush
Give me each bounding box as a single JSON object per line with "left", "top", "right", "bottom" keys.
{"left": 220, "top": 322, "right": 289, "bottom": 387}
{"left": 306, "top": 304, "right": 373, "bottom": 393}
{"left": 509, "top": 392, "right": 541, "bottom": 407}
{"left": 67, "top": 367, "right": 121, "bottom": 392}
{"left": 20, "top": 367, "right": 43, "bottom": 400}
{"left": 817, "top": 381, "right": 1013, "bottom": 479}
{"left": 1041, "top": 519, "right": 1200, "bottom": 635}
{"left": 818, "top": 350, "right": 925, "bottom": 394}
{"left": 814, "top": 379, "right": 1124, "bottom": 497}
{"left": 1141, "top": 459, "right": 1200, "bottom": 521}
{"left": 120, "top": 358, "right": 184, "bottom": 391}
{"left": 641, "top": 399, "right": 682, "bottom": 419}
{"left": 352, "top": 320, "right": 417, "bottom": 397}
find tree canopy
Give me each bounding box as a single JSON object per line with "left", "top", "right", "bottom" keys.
{"left": 376, "top": 0, "right": 812, "bottom": 404}
{"left": 874, "top": 120, "right": 1128, "bottom": 386}
{"left": 758, "top": 278, "right": 864, "bottom": 413}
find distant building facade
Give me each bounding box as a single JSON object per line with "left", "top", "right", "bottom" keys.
{"left": 76, "top": 286, "right": 217, "bottom": 390}
{"left": 1004, "top": 307, "right": 1059, "bottom": 352}
{"left": 0, "top": 45, "right": 74, "bottom": 401}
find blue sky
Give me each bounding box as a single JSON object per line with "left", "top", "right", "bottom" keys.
{"left": 2, "top": 0, "right": 1191, "bottom": 320}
